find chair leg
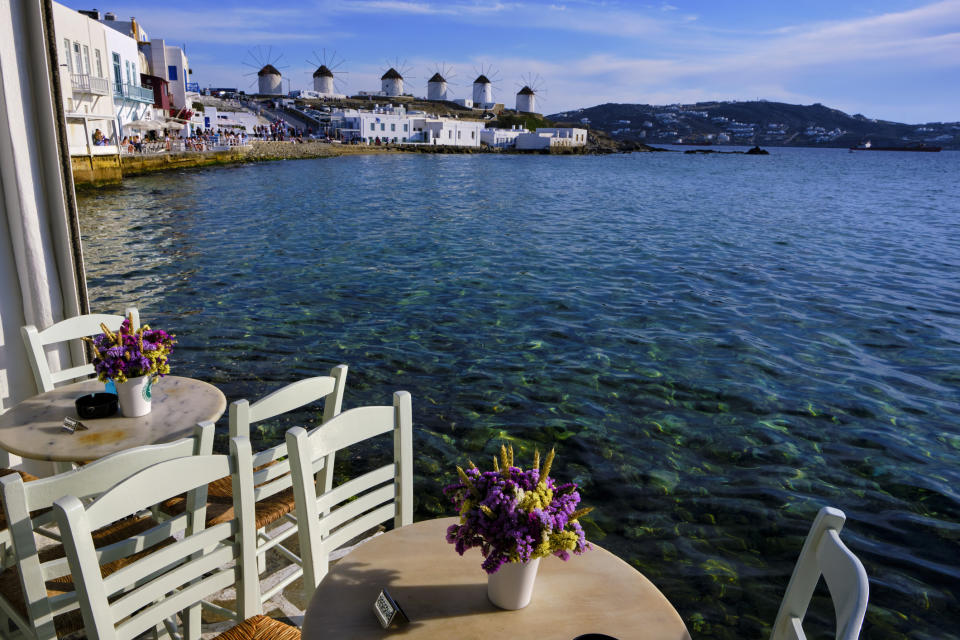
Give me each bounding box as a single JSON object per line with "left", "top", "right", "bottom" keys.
{"left": 257, "top": 526, "right": 267, "bottom": 573}
{"left": 183, "top": 602, "right": 201, "bottom": 640}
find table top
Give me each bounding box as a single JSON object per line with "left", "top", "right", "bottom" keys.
{"left": 0, "top": 376, "right": 226, "bottom": 462}
{"left": 302, "top": 517, "right": 691, "bottom": 640}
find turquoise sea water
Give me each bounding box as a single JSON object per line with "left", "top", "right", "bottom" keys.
{"left": 77, "top": 148, "right": 960, "bottom": 639}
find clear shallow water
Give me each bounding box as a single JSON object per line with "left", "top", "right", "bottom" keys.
{"left": 78, "top": 148, "right": 960, "bottom": 639}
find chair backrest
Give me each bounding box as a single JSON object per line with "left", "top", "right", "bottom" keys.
{"left": 20, "top": 307, "right": 140, "bottom": 393}
{"left": 0, "top": 423, "right": 214, "bottom": 640}
{"left": 770, "top": 507, "right": 869, "bottom": 640}
{"left": 229, "top": 365, "right": 347, "bottom": 504}
{"left": 52, "top": 437, "right": 259, "bottom": 640}
{"left": 286, "top": 390, "right": 413, "bottom": 594}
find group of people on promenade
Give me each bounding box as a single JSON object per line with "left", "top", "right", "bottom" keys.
{"left": 252, "top": 120, "right": 297, "bottom": 142}
{"left": 183, "top": 128, "right": 248, "bottom": 151}
{"left": 116, "top": 127, "right": 249, "bottom": 154}
{"left": 250, "top": 120, "right": 324, "bottom": 144}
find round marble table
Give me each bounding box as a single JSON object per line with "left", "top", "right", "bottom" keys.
{"left": 301, "top": 517, "right": 691, "bottom": 640}
{"left": 0, "top": 376, "right": 226, "bottom": 463}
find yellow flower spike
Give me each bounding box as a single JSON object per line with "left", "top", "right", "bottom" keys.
{"left": 570, "top": 506, "right": 594, "bottom": 521}
{"left": 492, "top": 456, "right": 499, "bottom": 473}
{"left": 479, "top": 505, "right": 495, "bottom": 518}
{"left": 541, "top": 448, "right": 555, "bottom": 482}
{"left": 99, "top": 322, "right": 117, "bottom": 344}
{"left": 533, "top": 449, "right": 541, "bottom": 475}
{"left": 456, "top": 466, "right": 482, "bottom": 500}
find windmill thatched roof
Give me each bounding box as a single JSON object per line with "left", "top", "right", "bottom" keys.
{"left": 313, "top": 65, "right": 334, "bottom": 78}
{"left": 258, "top": 64, "right": 281, "bottom": 77}
{"left": 428, "top": 72, "right": 446, "bottom": 83}
{"left": 517, "top": 85, "right": 535, "bottom": 95}
{"left": 381, "top": 68, "right": 403, "bottom": 80}
{"left": 474, "top": 74, "right": 491, "bottom": 84}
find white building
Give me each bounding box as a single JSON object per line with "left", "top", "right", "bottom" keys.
{"left": 257, "top": 65, "right": 283, "bottom": 96}
{"left": 411, "top": 116, "right": 483, "bottom": 147}
{"left": 334, "top": 104, "right": 483, "bottom": 147}
{"left": 516, "top": 86, "right": 536, "bottom": 113}
{"left": 95, "top": 12, "right": 154, "bottom": 138}
{"left": 426, "top": 73, "right": 447, "bottom": 101}
{"left": 381, "top": 68, "right": 403, "bottom": 97}
{"left": 473, "top": 74, "right": 493, "bottom": 108}
{"left": 141, "top": 38, "right": 191, "bottom": 111}
{"left": 480, "top": 126, "right": 527, "bottom": 148}
{"left": 52, "top": 2, "right": 118, "bottom": 155}
{"left": 536, "top": 127, "right": 587, "bottom": 146}
{"left": 340, "top": 105, "right": 413, "bottom": 144}
{"left": 515, "top": 127, "right": 587, "bottom": 150}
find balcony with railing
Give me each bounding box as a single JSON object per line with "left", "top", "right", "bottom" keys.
{"left": 70, "top": 74, "right": 110, "bottom": 96}
{"left": 185, "top": 82, "right": 200, "bottom": 92}
{"left": 113, "top": 82, "right": 156, "bottom": 103}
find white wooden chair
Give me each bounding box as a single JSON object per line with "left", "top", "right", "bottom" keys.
{"left": 770, "top": 506, "right": 869, "bottom": 640}
{"left": 52, "top": 437, "right": 299, "bottom": 640}
{"left": 20, "top": 308, "right": 140, "bottom": 393}
{"left": 165, "top": 365, "right": 348, "bottom": 612}
{"left": 286, "top": 390, "right": 413, "bottom": 596}
{"left": 0, "top": 422, "right": 213, "bottom": 640}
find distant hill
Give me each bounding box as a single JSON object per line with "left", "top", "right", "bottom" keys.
{"left": 548, "top": 101, "right": 959, "bottom": 149}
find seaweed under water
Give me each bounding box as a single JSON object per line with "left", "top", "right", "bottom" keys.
{"left": 78, "top": 148, "right": 960, "bottom": 639}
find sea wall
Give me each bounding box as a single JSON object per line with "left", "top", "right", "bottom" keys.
{"left": 71, "top": 154, "right": 122, "bottom": 186}
{"left": 72, "top": 141, "right": 395, "bottom": 187}
{"left": 71, "top": 139, "right": 617, "bottom": 187}
{"left": 120, "top": 149, "right": 247, "bottom": 178}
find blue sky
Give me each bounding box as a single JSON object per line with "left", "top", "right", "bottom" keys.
{"left": 65, "top": 0, "right": 960, "bottom": 123}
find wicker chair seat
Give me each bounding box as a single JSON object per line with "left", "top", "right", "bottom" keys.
{"left": 163, "top": 486, "right": 297, "bottom": 530}
{"left": 212, "top": 614, "right": 301, "bottom": 640}
{"left": 0, "top": 514, "right": 161, "bottom": 636}
{"left": 205, "top": 459, "right": 287, "bottom": 502}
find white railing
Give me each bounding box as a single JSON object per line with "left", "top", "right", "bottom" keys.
{"left": 120, "top": 136, "right": 251, "bottom": 155}
{"left": 126, "top": 83, "right": 155, "bottom": 103}
{"left": 112, "top": 83, "right": 155, "bottom": 103}
{"left": 71, "top": 74, "right": 109, "bottom": 95}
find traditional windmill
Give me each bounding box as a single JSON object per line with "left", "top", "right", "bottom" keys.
{"left": 426, "top": 63, "right": 455, "bottom": 101}
{"left": 515, "top": 73, "right": 545, "bottom": 114}
{"left": 243, "top": 46, "right": 289, "bottom": 96}
{"left": 307, "top": 49, "right": 348, "bottom": 96}
{"left": 380, "top": 59, "right": 413, "bottom": 97}
{"left": 472, "top": 64, "right": 500, "bottom": 109}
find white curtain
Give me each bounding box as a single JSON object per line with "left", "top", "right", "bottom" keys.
{"left": 0, "top": 0, "right": 84, "bottom": 416}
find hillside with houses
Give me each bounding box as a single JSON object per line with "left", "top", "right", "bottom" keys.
{"left": 549, "top": 101, "right": 960, "bottom": 150}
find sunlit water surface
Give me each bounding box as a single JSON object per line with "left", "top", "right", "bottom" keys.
{"left": 78, "top": 148, "right": 960, "bottom": 639}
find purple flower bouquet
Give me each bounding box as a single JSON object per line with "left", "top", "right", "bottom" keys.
{"left": 87, "top": 314, "right": 175, "bottom": 384}
{"left": 444, "top": 445, "right": 592, "bottom": 574}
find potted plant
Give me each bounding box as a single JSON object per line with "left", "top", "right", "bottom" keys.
{"left": 87, "top": 314, "right": 175, "bottom": 417}
{"left": 444, "top": 445, "right": 592, "bottom": 609}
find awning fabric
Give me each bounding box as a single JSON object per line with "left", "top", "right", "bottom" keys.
{"left": 126, "top": 119, "right": 164, "bottom": 131}
{"left": 0, "top": 0, "right": 85, "bottom": 419}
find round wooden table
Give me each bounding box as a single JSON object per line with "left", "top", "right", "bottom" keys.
{"left": 0, "top": 376, "right": 226, "bottom": 463}
{"left": 302, "top": 517, "right": 691, "bottom": 640}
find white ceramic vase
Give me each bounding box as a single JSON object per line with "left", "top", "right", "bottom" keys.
{"left": 487, "top": 558, "right": 540, "bottom": 610}
{"left": 116, "top": 375, "right": 153, "bottom": 417}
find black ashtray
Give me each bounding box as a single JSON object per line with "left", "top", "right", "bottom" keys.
{"left": 75, "top": 393, "right": 118, "bottom": 419}
{"left": 573, "top": 636, "right": 619, "bottom": 640}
